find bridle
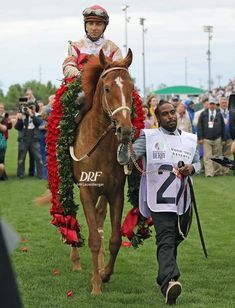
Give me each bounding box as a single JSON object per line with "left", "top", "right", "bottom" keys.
{"left": 100, "top": 67, "right": 131, "bottom": 120}
{"left": 70, "top": 66, "right": 132, "bottom": 162}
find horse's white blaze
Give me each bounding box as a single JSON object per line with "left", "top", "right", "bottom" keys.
{"left": 115, "top": 76, "right": 127, "bottom": 118}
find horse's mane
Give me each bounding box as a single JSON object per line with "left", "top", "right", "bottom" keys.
{"left": 81, "top": 55, "right": 103, "bottom": 103}
{"left": 82, "top": 55, "right": 103, "bottom": 97}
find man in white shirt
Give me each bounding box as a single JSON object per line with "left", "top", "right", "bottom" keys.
{"left": 118, "top": 100, "right": 200, "bottom": 305}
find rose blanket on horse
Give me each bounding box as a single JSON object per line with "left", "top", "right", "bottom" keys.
{"left": 46, "top": 50, "right": 146, "bottom": 249}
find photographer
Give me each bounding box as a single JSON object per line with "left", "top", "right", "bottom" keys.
{"left": 0, "top": 102, "right": 12, "bottom": 180}
{"left": 25, "top": 89, "right": 39, "bottom": 176}
{"left": 15, "top": 100, "right": 43, "bottom": 179}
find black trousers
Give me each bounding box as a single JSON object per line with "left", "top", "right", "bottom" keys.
{"left": 17, "top": 140, "right": 43, "bottom": 179}
{"left": 151, "top": 208, "right": 192, "bottom": 296}
{"left": 0, "top": 223, "right": 23, "bottom": 308}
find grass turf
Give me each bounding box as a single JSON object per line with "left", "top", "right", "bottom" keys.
{"left": 1, "top": 129, "right": 235, "bottom": 307}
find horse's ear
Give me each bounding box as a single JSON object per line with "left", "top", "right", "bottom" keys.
{"left": 99, "top": 49, "right": 106, "bottom": 67}
{"left": 120, "top": 48, "right": 133, "bottom": 68}
{"left": 99, "top": 49, "right": 112, "bottom": 68}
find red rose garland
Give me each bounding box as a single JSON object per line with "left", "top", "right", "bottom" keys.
{"left": 131, "top": 89, "right": 145, "bottom": 138}
{"left": 121, "top": 89, "right": 153, "bottom": 248}
{"left": 47, "top": 81, "right": 67, "bottom": 215}
{"left": 46, "top": 77, "right": 83, "bottom": 247}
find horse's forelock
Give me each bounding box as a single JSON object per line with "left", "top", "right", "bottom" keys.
{"left": 81, "top": 55, "right": 131, "bottom": 104}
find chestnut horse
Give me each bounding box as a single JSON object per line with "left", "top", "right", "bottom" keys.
{"left": 70, "top": 49, "right": 134, "bottom": 294}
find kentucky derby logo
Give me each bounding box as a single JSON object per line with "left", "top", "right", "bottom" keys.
{"left": 153, "top": 142, "right": 166, "bottom": 160}
{"left": 154, "top": 142, "right": 165, "bottom": 151}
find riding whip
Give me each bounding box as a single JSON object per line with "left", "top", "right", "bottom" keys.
{"left": 178, "top": 161, "right": 208, "bottom": 258}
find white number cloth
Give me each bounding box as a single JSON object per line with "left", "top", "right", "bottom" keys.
{"left": 139, "top": 129, "right": 197, "bottom": 217}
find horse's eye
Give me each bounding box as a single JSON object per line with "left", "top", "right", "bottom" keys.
{"left": 104, "top": 85, "right": 110, "bottom": 93}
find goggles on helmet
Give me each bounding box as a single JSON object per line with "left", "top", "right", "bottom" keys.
{"left": 83, "top": 5, "right": 109, "bottom": 24}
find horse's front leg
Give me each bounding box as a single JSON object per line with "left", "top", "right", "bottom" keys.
{"left": 100, "top": 189, "right": 124, "bottom": 283}
{"left": 96, "top": 195, "right": 108, "bottom": 272}
{"left": 80, "top": 189, "right": 102, "bottom": 295}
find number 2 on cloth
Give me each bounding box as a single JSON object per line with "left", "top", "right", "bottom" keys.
{"left": 156, "top": 164, "right": 176, "bottom": 204}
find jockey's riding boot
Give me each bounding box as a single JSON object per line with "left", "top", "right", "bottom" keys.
{"left": 74, "top": 94, "right": 92, "bottom": 125}
{"left": 74, "top": 95, "right": 84, "bottom": 124}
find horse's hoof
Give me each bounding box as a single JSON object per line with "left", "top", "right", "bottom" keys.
{"left": 72, "top": 262, "right": 82, "bottom": 271}
{"left": 101, "top": 275, "right": 110, "bottom": 283}
{"left": 100, "top": 269, "right": 111, "bottom": 283}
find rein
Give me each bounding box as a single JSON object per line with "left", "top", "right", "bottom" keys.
{"left": 70, "top": 124, "right": 113, "bottom": 162}
{"left": 128, "top": 142, "right": 159, "bottom": 175}
{"left": 70, "top": 66, "right": 131, "bottom": 162}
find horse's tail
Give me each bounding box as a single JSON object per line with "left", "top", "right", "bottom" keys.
{"left": 33, "top": 189, "right": 51, "bottom": 206}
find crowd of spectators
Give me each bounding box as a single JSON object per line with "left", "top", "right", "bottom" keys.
{"left": 0, "top": 103, "right": 12, "bottom": 180}
{"left": 0, "top": 89, "right": 54, "bottom": 181}
{"left": 143, "top": 78, "right": 235, "bottom": 177}
{"left": 1, "top": 78, "right": 235, "bottom": 181}
{"left": 211, "top": 77, "right": 235, "bottom": 101}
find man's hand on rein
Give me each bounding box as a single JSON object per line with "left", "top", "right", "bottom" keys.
{"left": 178, "top": 164, "right": 194, "bottom": 176}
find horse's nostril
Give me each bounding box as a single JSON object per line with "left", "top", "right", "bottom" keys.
{"left": 115, "top": 126, "right": 131, "bottom": 144}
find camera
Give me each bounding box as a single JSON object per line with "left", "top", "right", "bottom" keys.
{"left": 18, "top": 97, "right": 28, "bottom": 114}
{"left": 18, "top": 97, "right": 35, "bottom": 115}
{"left": 19, "top": 97, "right": 28, "bottom": 103}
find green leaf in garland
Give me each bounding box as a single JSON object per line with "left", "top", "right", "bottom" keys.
{"left": 57, "top": 78, "right": 82, "bottom": 218}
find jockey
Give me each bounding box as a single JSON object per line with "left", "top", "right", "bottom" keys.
{"left": 46, "top": 4, "right": 144, "bottom": 247}
{"left": 62, "top": 4, "right": 123, "bottom": 122}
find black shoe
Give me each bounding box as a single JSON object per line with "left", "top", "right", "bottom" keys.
{"left": 0, "top": 170, "right": 8, "bottom": 181}
{"left": 165, "top": 280, "right": 182, "bottom": 305}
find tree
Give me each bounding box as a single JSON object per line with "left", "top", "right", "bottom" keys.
{"left": 0, "top": 89, "right": 4, "bottom": 102}
{"left": 5, "top": 84, "right": 22, "bottom": 110}
{"left": 22, "top": 80, "right": 57, "bottom": 104}
{"left": 4, "top": 80, "right": 58, "bottom": 110}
